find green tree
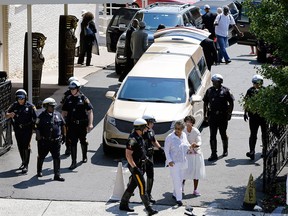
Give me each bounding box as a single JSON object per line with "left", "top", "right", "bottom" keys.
{"left": 242, "top": 0, "right": 288, "bottom": 125}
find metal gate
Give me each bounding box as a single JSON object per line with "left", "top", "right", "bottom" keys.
{"left": 263, "top": 124, "right": 288, "bottom": 192}
{"left": 0, "top": 72, "right": 12, "bottom": 156}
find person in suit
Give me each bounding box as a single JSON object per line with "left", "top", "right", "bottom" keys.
{"left": 200, "top": 37, "right": 218, "bottom": 71}
{"left": 202, "top": 4, "right": 217, "bottom": 40}
{"left": 130, "top": 21, "right": 148, "bottom": 65}
{"left": 118, "top": 19, "right": 139, "bottom": 83}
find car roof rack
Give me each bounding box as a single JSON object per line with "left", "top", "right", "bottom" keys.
{"left": 145, "top": 2, "right": 189, "bottom": 9}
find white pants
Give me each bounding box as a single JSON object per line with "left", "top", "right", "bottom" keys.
{"left": 169, "top": 163, "right": 184, "bottom": 201}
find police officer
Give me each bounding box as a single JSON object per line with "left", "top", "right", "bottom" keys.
{"left": 142, "top": 114, "right": 163, "bottom": 204}
{"left": 60, "top": 76, "right": 79, "bottom": 156}
{"left": 244, "top": 74, "right": 267, "bottom": 160}
{"left": 119, "top": 118, "right": 158, "bottom": 215}
{"left": 35, "top": 98, "right": 65, "bottom": 181}
{"left": 62, "top": 80, "right": 94, "bottom": 170}
{"left": 6, "top": 89, "right": 37, "bottom": 174}
{"left": 203, "top": 74, "right": 234, "bottom": 161}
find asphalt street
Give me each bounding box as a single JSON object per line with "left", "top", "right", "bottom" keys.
{"left": 0, "top": 42, "right": 279, "bottom": 215}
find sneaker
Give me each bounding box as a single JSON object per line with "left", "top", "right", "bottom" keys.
{"left": 193, "top": 190, "right": 201, "bottom": 196}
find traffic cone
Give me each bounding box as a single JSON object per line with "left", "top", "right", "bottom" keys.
{"left": 110, "top": 162, "right": 125, "bottom": 201}
{"left": 243, "top": 173, "right": 257, "bottom": 210}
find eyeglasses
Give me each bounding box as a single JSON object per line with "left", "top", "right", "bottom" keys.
{"left": 17, "top": 98, "right": 25, "bottom": 100}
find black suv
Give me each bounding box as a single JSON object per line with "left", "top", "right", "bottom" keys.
{"left": 106, "top": 3, "right": 202, "bottom": 74}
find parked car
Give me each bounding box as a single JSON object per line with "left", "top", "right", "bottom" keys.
{"left": 193, "top": 0, "right": 241, "bottom": 39}
{"left": 106, "top": 2, "right": 203, "bottom": 74}
{"left": 235, "top": 0, "right": 270, "bottom": 62}
{"left": 102, "top": 27, "right": 212, "bottom": 155}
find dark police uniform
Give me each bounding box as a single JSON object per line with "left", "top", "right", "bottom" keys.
{"left": 203, "top": 85, "right": 234, "bottom": 158}
{"left": 36, "top": 110, "right": 65, "bottom": 179}
{"left": 62, "top": 93, "right": 93, "bottom": 167}
{"left": 244, "top": 86, "right": 267, "bottom": 158}
{"left": 143, "top": 128, "right": 156, "bottom": 202}
{"left": 120, "top": 131, "right": 154, "bottom": 212}
{"left": 7, "top": 101, "right": 36, "bottom": 171}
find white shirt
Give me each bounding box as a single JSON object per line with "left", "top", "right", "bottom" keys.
{"left": 183, "top": 127, "right": 202, "bottom": 154}
{"left": 214, "top": 13, "right": 235, "bottom": 37}
{"left": 164, "top": 131, "right": 190, "bottom": 166}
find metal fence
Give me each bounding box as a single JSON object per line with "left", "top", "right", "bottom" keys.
{"left": 263, "top": 124, "right": 288, "bottom": 192}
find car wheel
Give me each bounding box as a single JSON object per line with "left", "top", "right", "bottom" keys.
{"left": 115, "top": 62, "right": 123, "bottom": 75}
{"left": 102, "top": 136, "right": 111, "bottom": 156}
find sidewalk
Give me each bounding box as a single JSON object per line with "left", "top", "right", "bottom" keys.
{"left": 0, "top": 198, "right": 271, "bottom": 216}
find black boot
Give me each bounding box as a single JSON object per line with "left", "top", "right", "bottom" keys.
{"left": 222, "top": 139, "right": 228, "bottom": 157}
{"left": 208, "top": 140, "right": 218, "bottom": 161}
{"left": 69, "top": 145, "right": 77, "bottom": 170}
{"left": 22, "top": 149, "right": 31, "bottom": 174}
{"left": 53, "top": 158, "right": 65, "bottom": 181}
{"left": 18, "top": 149, "right": 25, "bottom": 170}
{"left": 81, "top": 142, "right": 88, "bottom": 163}
{"left": 141, "top": 194, "right": 158, "bottom": 215}
{"left": 37, "top": 157, "right": 44, "bottom": 177}
{"left": 147, "top": 178, "right": 156, "bottom": 204}
{"left": 119, "top": 191, "right": 134, "bottom": 212}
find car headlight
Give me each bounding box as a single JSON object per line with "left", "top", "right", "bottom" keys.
{"left": 117, "top": 39, "right": 125, "bottom": 49}
{"left": 107, "top": 116, "right": 116, "bottom": 127}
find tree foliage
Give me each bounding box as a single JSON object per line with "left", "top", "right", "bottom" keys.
{"left": 242, "top": 0, "right": 288, "bottom": 125}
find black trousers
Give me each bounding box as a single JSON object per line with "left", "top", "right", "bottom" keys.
{"left": 14, "top": 127, "right": 33, "bottom": 163}
{"left": 126, "top": 166, "right": 146, "bottom": 196}
{"left": 77, "top": 39, "right": 93, "bottom": 66}
{"left": 145, "top": 157, "right": 154, "bottom": 179}
{"left": 208, "top": 113, "right": 229, "bottom": 142}
{"left": 67, "top": 124, "right": 87, "bottom": 147}
{"left": 37, "top": 139, "right": 61, "bottom": 160}
{"left": 249, "top": 114, "right": 267, "bottom": 152}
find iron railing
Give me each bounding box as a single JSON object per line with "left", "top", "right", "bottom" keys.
{"left": 263, "top": 124, "right": 288, "bottom": 192}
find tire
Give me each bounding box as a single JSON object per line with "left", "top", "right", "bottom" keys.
{"left": 115, "top": 62, "right": 123, "bottom": 75}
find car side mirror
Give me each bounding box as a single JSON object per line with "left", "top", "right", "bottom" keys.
{"left": 105, "top": 91, "right": 116, "bottom": 100}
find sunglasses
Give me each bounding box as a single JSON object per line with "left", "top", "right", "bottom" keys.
{"left": 17, "top": 98, "right": 25, "bottom": 100}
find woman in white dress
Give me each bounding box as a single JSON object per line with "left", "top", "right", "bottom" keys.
{"left": 182, "top": 115, "right": 206, "bottom": 196}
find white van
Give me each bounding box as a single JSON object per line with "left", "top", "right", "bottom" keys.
{"left": 102, "top": 27, "right": 211, "bottom": 154}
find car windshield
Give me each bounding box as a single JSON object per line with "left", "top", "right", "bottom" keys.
{"left": 134, "top": 12, "right": 181, "bottom": 30}
{"left": 118, "top": 77, "right": 186, "bottom": 103}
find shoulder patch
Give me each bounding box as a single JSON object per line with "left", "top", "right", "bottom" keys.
{"left": 128, "top": 138, "right": 137, "bottom": 147}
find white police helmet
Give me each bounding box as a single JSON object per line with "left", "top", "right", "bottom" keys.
{"left": 211, "top": 74, "right": 223, "bottom": 83}
{"left": 252, "top": 74, "right": 263, "bottom": 84}
{"left": 68, "top": 76, "right": 79, "bottom": 83}
{"left": 69, "top": 80, "right": 81, "bottom": 90}
{"left": 15, "top": 89, "right": 27, "bottom": 100}
{"left": 133, "top": 118, "right": 147, "bottom": 130}
{"left": 43, "top": 97, "right": 57, "bottom": 108}
{"left": 142, "top": 114, "right": 156, "bottom": 123}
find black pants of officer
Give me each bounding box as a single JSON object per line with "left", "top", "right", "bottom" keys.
{"left": 249, "top": 114, "right": 267, "bottom": 154}
{"left": 67, "top": 123, "right": 88, "bottom": 166}
{"left": 145, "top": 155, "right": 155, "bottom": 200}
{"left": 209, "top": 113, "right": 229, "bottom": 155}
{"left": 37, "top": 139, "right": 61, "bottom": 177}
{"left": 121, "top": 165, "right": 152, "bottom": 211}
{"left": 14, "top": 127, "right": 33, "bottom": 168}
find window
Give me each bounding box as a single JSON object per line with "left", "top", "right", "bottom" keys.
{"left": 188, "top": 68, "right": 201, "bottom": 95}
{"left": 118, "top": 77, "right": 186, "bottom": 103}
{"left": 197, "top": 56, "right": 207, "bottom": 76}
